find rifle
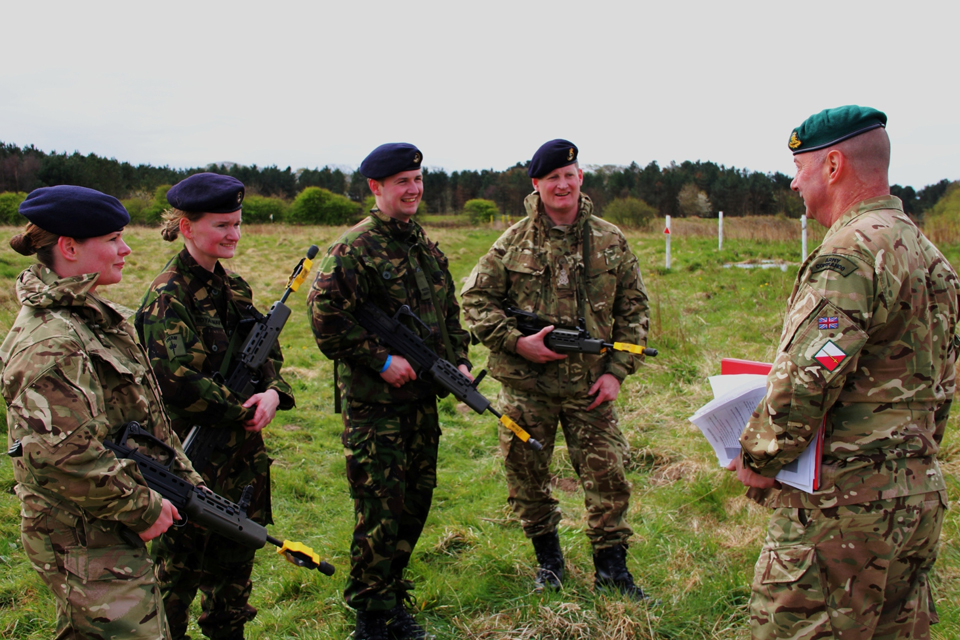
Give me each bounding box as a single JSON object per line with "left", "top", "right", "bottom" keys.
{"left": 505, "top": 307, "right": 658, "bottom": 357}
{"left": 354, "top": 304, "right": 543, "bottom": 451}
{"left": 182, "top": 245, "right": 319, "bottom": 472}
{"left": 105, "top": 422, "right": 335, "bottom": 576}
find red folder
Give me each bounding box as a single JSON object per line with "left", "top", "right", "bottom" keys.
{"left": 720, "top": 358, "right": 824, "bottom": 490}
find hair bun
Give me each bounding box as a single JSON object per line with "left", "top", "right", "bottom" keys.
{"left": 9, "top": 233, "right": 36, "bottom": 256}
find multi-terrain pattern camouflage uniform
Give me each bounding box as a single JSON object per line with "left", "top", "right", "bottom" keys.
{"left": 136, "top": 249, "right": 294, "bottom": 639}
{"left": 1, "top": 265, "right": 203, "bottom": 640}
{"left": 308, "top": 208, "right": 470, "bottom": 612}
{"left": 739, "top": 196, "right": 960, "bottom": 639}
{"left": 461, "top": 192, "right": 649, "bottom": 548}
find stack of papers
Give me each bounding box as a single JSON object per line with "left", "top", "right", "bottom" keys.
{"left": 690, "top": 373, "right": 822, "bottom": 493}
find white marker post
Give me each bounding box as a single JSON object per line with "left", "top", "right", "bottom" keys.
{"left": 801, "top": 214, "right": 808, "bottom": 261}
{"left": 718, "top": 211, "right": 723, "bottom": 251}
{"left": 665, "top": 215, "right": 671, "bottom": 269}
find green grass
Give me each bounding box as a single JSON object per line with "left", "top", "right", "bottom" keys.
{"left": 0, "top": 220, "right": 958, "bottom": 639}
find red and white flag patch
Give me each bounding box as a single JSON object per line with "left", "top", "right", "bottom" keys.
{"left": 814, "top": 340, "right": 847, "bottom": 372}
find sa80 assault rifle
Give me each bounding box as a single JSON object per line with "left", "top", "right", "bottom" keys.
{"left": 355, "top": 304, "right": 544, "bottom": 451}
{"left": 105, "top": 421, "right": 334, "bottom": 575}
{"left": 182, "top": 245, "right": 319, "bottom": 473}
{"left": 505, "top": 307, "right": 658, "bottom": 358}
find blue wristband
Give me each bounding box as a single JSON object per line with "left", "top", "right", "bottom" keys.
{"left": 380, "top": 355, "right": 392, "bottom": 373}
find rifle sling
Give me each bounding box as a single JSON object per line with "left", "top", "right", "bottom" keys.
{"left": 578, "top": 219, "right": 591, "bottom": 324}
{"left": 408, "top": 246, "right": 457, "bottom": 364}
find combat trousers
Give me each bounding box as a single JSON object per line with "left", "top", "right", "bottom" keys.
{"left": 154, "top": 524, "right": 257, "bottom": 640}
{"left": 497, "top": 384, "right": 632, "bottom": 548}
{"left": 21, "top": 512, "right": 171, "bottom": 640}
{"left": 342, "top": 398, "right": 440, "bottom": 612}
{"left": 750, "top": 491, "right": 946, "bottom": 640}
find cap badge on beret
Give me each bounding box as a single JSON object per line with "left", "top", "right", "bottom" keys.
{"left": 567, "top": 147, "right": 575, "bottom": 161}
{"left": 789, "top": 132, "right": 802, "bottom": 150}
{"left": 414, "top": 152, "right": 422, "bottom": 164}
{"left": 237, "top": 190, "right": 243, "bottom": 204}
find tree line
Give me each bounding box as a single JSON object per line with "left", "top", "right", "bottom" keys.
{"left": 0, "top": 141, "right": 951, "bottom": 221}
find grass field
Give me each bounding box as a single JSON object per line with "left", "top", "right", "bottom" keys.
{"left": 0, "top": 217, "right": 957, "bottom": 639}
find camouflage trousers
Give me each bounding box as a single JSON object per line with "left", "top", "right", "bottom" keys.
{"left": 497, "top": 384, "right": 632, "bottom": 548}
{"left": 342, "top": 398, "right": 440, "bottom": 612}
{"left": 154, "top": 523, "right": 257, "bottom": 640}
{"left": 750, "top": 491, "right": 946, "bottom": 640}
{"left": 21, "top": 512, "right": 171, "bottom": 640}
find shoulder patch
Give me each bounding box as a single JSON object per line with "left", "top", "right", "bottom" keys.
{"left": 809, "top": 254, "right": 859, "bottom": 278}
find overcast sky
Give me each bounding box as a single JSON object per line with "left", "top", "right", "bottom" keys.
{"left": 3, "top": 1, "right": 957, "bottom": 190}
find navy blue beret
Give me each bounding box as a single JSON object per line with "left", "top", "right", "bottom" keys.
{"left": 360, "top": 143, "right": 423, "bottom": 181}
{"left": 528, "top": 139, "right": 579, "bottom": 178}
{"left": 167, "top": 173, "right": 245, "bottom": 214}
{"left": 19, "top": 185, "right": 129, "bottom": 238}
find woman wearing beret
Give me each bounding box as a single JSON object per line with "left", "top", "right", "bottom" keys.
{"left": 135, "top": 173, "right": 294, "bottom": 640}
{"left": 0, "top": 185, "right": 203, "bottom": 639}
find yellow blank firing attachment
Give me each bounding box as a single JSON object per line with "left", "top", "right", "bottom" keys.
{"left": 287, "top": 245, "right": 320, "bottom": 292}
{"left": 499, "top": 415, "right": 543, "bottom": 451}
{"left": 277, "top": 540, "right": 335, "bottom": 576}
{"left": 612, "top": 342, "right": 658, "bottom": 357}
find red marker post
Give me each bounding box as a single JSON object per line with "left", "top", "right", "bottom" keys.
{"left": 664, "top": 215, "right": 671, "bottom": 269}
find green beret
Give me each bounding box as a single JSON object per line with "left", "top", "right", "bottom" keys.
{"left": 788, "top": 105, "right": 887, "bottom": 155}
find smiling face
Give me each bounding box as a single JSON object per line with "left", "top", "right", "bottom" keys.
{"left": 369, "top": 169, "right": 423, "bottom": 222}
{"left": 532, "top": 163, "right": 583, "bottom": 220}
{"left": 182, "top": 211, "right": 242, "bottom": 271}
{"left": 66, "top": 230, "right": 131, "bottom": 289}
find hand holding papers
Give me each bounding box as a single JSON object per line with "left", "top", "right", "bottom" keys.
{"left": 690, "top": 368, "right": 823, "bottom": 493}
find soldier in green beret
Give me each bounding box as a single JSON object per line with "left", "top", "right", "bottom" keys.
{"left": 460, "top": 139, "right": 653, "bottom": 598}
{"left": 308, "top": 143, "right": 472, "bottom": 640}
{"left": 727, "top": 106, "right": 960, "bottom": 638}
{"left": 1, "top": 186, "right": 203, "bottom": 639}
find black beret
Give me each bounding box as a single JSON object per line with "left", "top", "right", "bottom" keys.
{"left": 166, "top": 173, "right": 245, "bottom": 213}
{"left": 789, "top": 105, "right": 887, "bottom": 155}
{"left": 528, "top": 139, "right": 579, "bottom": 178}
{"left": 19, "top": 185, "right": 129, "bottom": 238}
{"left": 360, "top": 143, "right": 423, "bottom": 181}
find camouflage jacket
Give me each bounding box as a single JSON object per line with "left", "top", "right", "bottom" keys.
{"left": 308, "top": 208, "right": 471, "bottom": 405}
{"left": 461, "top": 192, "right": 649, "bottom": 396}
{"left": 740, "top": 196, "right": 960, "bottom": 508}
{"left": 1, "top": 265, "right": 202, "bottom": 532}
{"left": 135, "top": 250, "right": 294, "bottom": 494}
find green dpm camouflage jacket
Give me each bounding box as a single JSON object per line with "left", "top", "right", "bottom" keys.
{"left": 740, "top": 196, "right": 960, "bottom": 508}
{"left": 135, "top": 249, "right": 293, "bottom": 506}
{"left": 461, "top": 192, "right": 649, "bottom": 397}
{"left": 308, "top": 209, "right": 471, "bottom": 405}
{"left": 1, "top": 265, "right": 202, "bottom": 533}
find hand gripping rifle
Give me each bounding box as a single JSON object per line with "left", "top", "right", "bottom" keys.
{"left": 105, "top": 421, "right": 335, "bottom": 576}
{"left": 182, "top": 245, "right": 319, "bottom": 472}
{"left": 354, "top": 304, "right": 543, "bottom": 451}
{"left": 505, "top": 307, "right": 658, "bottom": 357}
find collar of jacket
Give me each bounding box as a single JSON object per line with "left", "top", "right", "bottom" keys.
{"left": 523, "top": 192, "right": 594, "bottom": 233}
{"left": 370, "top": 207, "right": 423, "bottom": 242}
{"left": 823, "top": 194, "right": 906, "bottom": 244}
{"left": 176, "top": 247, "right": 230, "bottom": 289}
{"left": 16, "top": 264, "right": 130, "bottom": 326}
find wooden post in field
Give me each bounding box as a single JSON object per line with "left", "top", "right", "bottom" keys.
{"left": 718, "top": 211, "right": 723, "bottom": 251}
{"left": 665, "top": 215, "right": 672, "bottom": 269}
{"left": 801, "top": 214, "right": 808, "bottom": 261}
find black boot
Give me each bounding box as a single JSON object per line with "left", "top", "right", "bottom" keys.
{"left": 531, "top": 531, "right": 565, "bottom": 591}
{"left": 385, "top": 603, "right": 432, "bottom": 639}
{"left": 593, "top": 544, "right": 650, "bottom": 601}
{"left": 355, "top": 610, "right": 390, "bottom": 640}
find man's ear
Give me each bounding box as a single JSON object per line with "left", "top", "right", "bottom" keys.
{"left": 368, "top": 178, "right": 382, "bottom": 197}
{"left": 825, "top": 150, "right": 844, "bottom": 185}
{"left": 531, "top": 178, "right": 540, "bottom": 193}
